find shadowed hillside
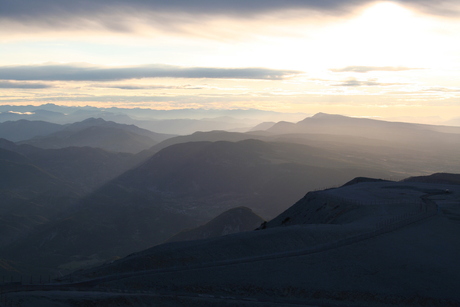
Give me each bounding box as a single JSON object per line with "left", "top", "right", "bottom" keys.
{"left": 32, "top": 175, "right": 459, "bottom": 307}
{"left": 0, "top": 138, "right": 144, "bottom": 193}
{"left": 166, "top": 206, "right": 265, "bottom": 243}
{"left": 0, "top": 140, "right": 146, "bottom": 272}
{"left": 0, "top": 147, "right": 79, "bottom": 249}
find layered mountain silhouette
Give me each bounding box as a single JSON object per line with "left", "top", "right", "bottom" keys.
{"left": 0, "top": 119, "right": 62, "bottom": 142}
{"left": 0, "top": 139, "right": 146, "bottom": 264}
{"left": 146, "top": 113, "right": 460, "bottom": 176}
{"left": 262, "top": 113, "right": 460, "bottom": 176}
{"left": 0, "top": 138, "right": 143, "bottom": 193}
{"left": 2, "top": 138, "right": 392, "bottom": 276}
{"left": 268, "top": 112, "right": 460, "bottom": 136}
{"left": 14, "top": 118, "right": 173, "bottom": 153}
{"left": 1, "top": 103, "right": 306, "bottom": 132}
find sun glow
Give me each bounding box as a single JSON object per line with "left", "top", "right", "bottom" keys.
{"left": 319, "top": 1, "right": 436, "bottom": 67}
{"left": 220, "top": 1, "right": 446, "bottom": 75}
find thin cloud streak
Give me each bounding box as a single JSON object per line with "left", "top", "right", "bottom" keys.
{"left": 92, "top": 84, "right": 204, "bottom": 90}
{"left": 333, "top": 78, "right": 404, "bottom": 87}
{"left": 330, "top": 66, "right": 423, "bottom": 73}
{"left": 397, "top": 0, "right": 460, "bottom": 17}
{"left": 0, "top": 81, "right": 53, "bottom": 89}
{"left": 0, "top": 64, "right": 302, "bottom": 81}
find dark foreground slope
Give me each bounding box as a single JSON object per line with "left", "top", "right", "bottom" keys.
{"left": 8, "top": 176, "right": 458, "bottom": 307}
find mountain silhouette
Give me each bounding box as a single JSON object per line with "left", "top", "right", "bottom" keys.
{"left": 0, "top": 119, "right": 62, "bottom": 142}
{"left": 17, "top": 118, "right": 173, "bottom": 153}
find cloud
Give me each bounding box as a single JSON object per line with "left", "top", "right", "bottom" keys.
{"left": 0, "top": 1, "right": 368, "bottom": 20}
{"left": 1, "top": 94, "right": 243, "bottom": 105}
{"left": 0, "top": 81, "right": 53, "bottom": 89}
{"left": 397, "top": 0, "right": 460, "bottom": 17}
{"left": 2, "top": 1, "right": 458, "bottom": 36}
{"left": 0, "top": 64, "right": 302, "bottom": 81}
{"left": 421, "top": 87, "right": 460, "bottom": 93}
{"left": 334, "top": 78, "right": 402, "bottom": 87}
{"left": 2, "top": 0, "right": 458, "bottom": 19}
{"left": 330, "top": 66, "right": 423, "bottom": 73}
{"left": 91, "top": 84, "right": 204, "bottom": 90}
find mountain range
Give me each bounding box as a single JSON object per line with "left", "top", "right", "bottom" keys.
{"left": 1, "top": 110, "right": 460, "bottom": 303}
{"left": 0, "top": 117, "right": 173, "bottom": 153}
{"left": 0, "top": 104, "right": 307, "bottom": 135}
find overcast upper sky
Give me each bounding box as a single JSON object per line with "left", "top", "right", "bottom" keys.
{"left": 1, "top": 0, "right": 460, "bottom": 122}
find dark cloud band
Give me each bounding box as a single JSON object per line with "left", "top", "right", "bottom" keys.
{"left": 1, "top": 0, "right": 457, "bottom": 19}
{"left": 0, "top": 64, "right": 302, "bottom": 81}
{"left": 1, "top": 0, "right": 457, "bottom": 36}
{"left": 0, "top": 0, "right": 367, "bottom": 18}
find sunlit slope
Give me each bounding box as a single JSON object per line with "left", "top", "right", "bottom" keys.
{"left": 264, "top": 113, "right": 460, "bottom": 175}
{"left": 268, "top": 112, "right": 460, "bottom": 136}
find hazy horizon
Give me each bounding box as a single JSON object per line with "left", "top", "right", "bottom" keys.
{"left": 1, "top": 103, "right": 460, "bottom": 127}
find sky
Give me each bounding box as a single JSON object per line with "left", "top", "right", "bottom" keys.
{"left": 1, "top": 0, "right": 460, "bottom": 122}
